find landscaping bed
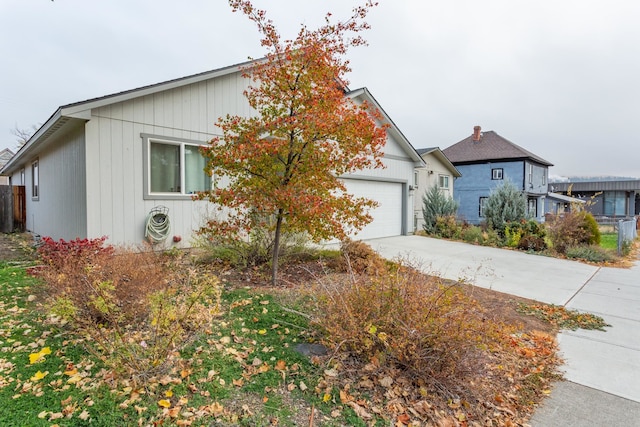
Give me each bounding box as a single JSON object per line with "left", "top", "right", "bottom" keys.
{"left": 0, "top": 235, "right": 607, "bottom": 426}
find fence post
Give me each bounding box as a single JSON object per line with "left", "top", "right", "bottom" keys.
{"left": 618, "top": 218, "right": 638, "bottom": 255}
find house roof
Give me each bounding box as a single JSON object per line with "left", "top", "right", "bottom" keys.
{"left": 2, "top": 60, "right": 424, "bottom": 175}
{"left": 415, "top": 147, "right": 461, "bottom": 177}
{"left": 442, "top": 130, "right": 553, "bottom": 167}
{"left": 1, "top": 60, "right": 254, "bottom": 175}
{"left": 550, "top": 179, "right": 640, "bottom": 193}
{"left": 0, "top": 148, "right": 14, "bottom": 168}
{"left": 347, "top": 88, "right": 424, "bottom": 165}
{"left": 547, "top": 192, "right": 585, "bottom": 204}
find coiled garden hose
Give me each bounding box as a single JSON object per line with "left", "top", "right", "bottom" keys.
{"left": 145, "top": 207, "right": 171, "bottom": 244}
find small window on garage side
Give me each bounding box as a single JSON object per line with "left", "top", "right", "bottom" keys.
{"left": 438, "top": 174, "right": 449, "bottom": 189}
{"left": 20, "top": 168, "right": 25, "bottom": 185}
{"left": 31, "top": 159, "right": 39, "bottom": 200}
{"left": 492, "top": 168, "right": 503, "bottom": 180}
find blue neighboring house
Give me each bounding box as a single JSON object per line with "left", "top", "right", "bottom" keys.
{"left": 442, "top": 126, "right": 553, "bottom": 225}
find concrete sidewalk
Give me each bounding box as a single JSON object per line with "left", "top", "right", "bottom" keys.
{"left": 363, "top": 235, "right": 640, "bottom": 426}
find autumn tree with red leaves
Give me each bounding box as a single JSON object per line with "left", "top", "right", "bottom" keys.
{"left": 198, "top": 0, "right": 387, "bottom": 285}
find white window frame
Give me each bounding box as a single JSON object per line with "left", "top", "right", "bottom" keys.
{"left": 438, "top": 174, "right": 449, "bottom": 189}
{"left": 492, "top": 168, "right": 503, "bottom": 180}
{"left": 528, "top": 164, "right": 533, "bottom": 184}
{"left": 31, "top": 159, "right": 39, "bottom": 201}
{"left": 414, "top": 171, "right": 419, "bottom": 188}
{"left": 142, "top": 134, "right": 212, "bottom": 200}
{"left": 20, "top": 168, "right": 25, "bottom": 185}
{"left": 528, "top": 198, "right": 537, "bottom": 217}
{"left": 479, "top": 197, "right": 488, "bottom": 217}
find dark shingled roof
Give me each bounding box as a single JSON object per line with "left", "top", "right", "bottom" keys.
{"left": 442, "top": 130, "right": 553, "bottom": 167}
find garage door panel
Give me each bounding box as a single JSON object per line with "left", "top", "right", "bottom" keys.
{"left": 342, "top": 179, "right": 402, "bottom": 240}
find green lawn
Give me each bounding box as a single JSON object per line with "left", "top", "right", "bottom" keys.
{"left": 600, "top": 233, "right": 618, "bottom": 251}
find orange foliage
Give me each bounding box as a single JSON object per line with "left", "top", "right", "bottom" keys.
{"left": 196, "top": 1, "right": 387, "bottom": 283}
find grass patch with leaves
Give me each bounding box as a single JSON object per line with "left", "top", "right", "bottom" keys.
{"left": 516, "top": 303, "right": 611, "bottom": 331}
{"left": 0, "top": 237, "right": 567, "bottom": 427}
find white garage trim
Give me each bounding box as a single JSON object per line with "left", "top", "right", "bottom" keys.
{"left": 340, "top": 175, "right": 408, "bottom": 240}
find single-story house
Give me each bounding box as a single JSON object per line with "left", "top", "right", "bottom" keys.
{"left": 0, "top": 60, "right": 424, "bottom": 246}
{"left": 413, "top": 147, "right": 461, "bottom": 231}
{"left": 443, "top": 126, "right": 553, "bottom": 225}
{"left": 550, "top": 178, "right": 640, "bottom": 219}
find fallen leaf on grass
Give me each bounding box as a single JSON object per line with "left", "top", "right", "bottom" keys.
{"left": 347, "top": 401, "right": 372, "bottom": 420}
{"left": 28, "top": 347, "right": 51, "bottom": 364}
{"left": 30, "top": 370, "right": 48, "bottom": 381}
{"left": 158, "top": 399, "right": 171, "bottom": 408}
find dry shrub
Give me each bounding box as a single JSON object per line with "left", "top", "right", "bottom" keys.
{"left": 337, "top": 239, "right": 387, "bottom": 275}
{"left": 35, "top": 237, "right": 222, "bottom": 383}
{"left": 547, "top": 212, "right": 599, "bottom": 254}
{"left": 37, "top": 237, "right": 173, "bottom": 323}
{"left": 313, "top": 258, "right": 504, "bottom": 384}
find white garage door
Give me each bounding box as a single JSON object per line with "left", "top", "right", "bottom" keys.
{"left": 342, "top": 179, "right": 403, "bottom": 240}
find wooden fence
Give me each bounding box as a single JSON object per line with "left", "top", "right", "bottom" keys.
{"left": 0, "top": 186, "right": 26, "bottom": 233}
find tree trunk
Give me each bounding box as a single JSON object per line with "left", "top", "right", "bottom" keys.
{"left": 271, "top": 210, "right": 284, "bottom": 286}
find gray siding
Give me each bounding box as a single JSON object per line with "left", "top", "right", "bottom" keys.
{"left": 25, "top": 125, "right": 87, "bottom": 239}
{"left": 85, "top": 72, "right": 253, "bottom": 245}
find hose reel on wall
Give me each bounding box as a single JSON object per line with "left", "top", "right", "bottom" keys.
{"left": 145, "top": 205, "right": 171, "bottom": 244}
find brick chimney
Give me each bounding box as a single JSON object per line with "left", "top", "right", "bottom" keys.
{"left": 472, "top": 125, "right": 482, "bottom": 142}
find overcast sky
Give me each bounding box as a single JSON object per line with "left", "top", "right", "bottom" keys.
{"left": 1, "top": 0, "right": 639, "bottom": 178}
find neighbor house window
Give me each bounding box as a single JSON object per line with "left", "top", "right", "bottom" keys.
{"left": 438, "top": 175, "right": 449, "bottom": 189}
{"left": 31, "top": 159, "right": 39, "bottom": 200}
{"left": 414, "top": 171, "right": 419, "bottom": 188}
{"left": 528, "top": 198, "right": 537, "bottom": 217}
{"left": 528, "top": 164, "right": 533, "bottom": 184}
{"left": 143, "top": 134, "right": 211, "bottom": 198}
{"left": 603, "top": 191, "right": 627, "bottom": 216}
{"left": 492, "top": 168, "right": 503, "bottom": 180}
{"left": 479, "top": 197, "right": 488, "bottom": 217}
{"left": 542, "top": 172, "right": 547, "bottom": 186}
{"left": 20, "top": 168, "right": 25, "bottom": 185}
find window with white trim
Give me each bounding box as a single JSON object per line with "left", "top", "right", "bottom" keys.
{"left": 492, "top": 168, "right": 503, "bottom": 180}
{"left": 20, "top": 168, "right": 25, "bottom": 185}
{"left": 438, "top": 174, "right": 449, "bottom": 189}
{"left": 144, "top": 135, "right": 211, "bottom": 198}
{"left": 31, "top": 159, "right": 39, "bottom": 200}
{"left": 479, "top": 197, "right": 488, "bottom": 217}
{"left": 528, "top": 164, "right": 533, "bottom": 184}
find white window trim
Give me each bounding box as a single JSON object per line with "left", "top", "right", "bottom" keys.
{"left": 492, "top": 168, "right": 503, "bottom": 180}
{"left": 528, "top": 164, "right": 534, "bottom": 184}
{"left": 31, "top": 159, "right": 39, "bottom": 201}
{"left": 479, "top": 197, "right": 488, "bottom": 217}
{"left": 141, "top": 133, "right": 212, "bottom": 200}
{"left": 438, "top": 174, "right": 449, "bottom": 189}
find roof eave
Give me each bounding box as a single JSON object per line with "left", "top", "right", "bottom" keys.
{"left": 347, "top": 87, "right": 425, "bottom": 166}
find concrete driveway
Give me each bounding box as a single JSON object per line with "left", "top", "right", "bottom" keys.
{"left": 364, "top": 235, "right": 640, "bottom": 425}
